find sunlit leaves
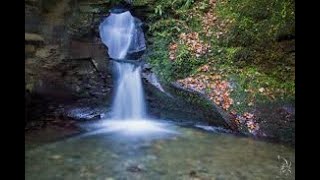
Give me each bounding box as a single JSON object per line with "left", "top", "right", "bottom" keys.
{"left": 154, "top": 5, "right": 163, "bottom": 16}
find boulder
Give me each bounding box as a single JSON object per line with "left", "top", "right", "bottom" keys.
{"left": 127, "top": 17, "right": 146, "bottom": 56}
{"left": 25, "top": 33, "right": 44, "bottom": 45}
{"left": 35, "top": 47, "right": 52, "bottom": 58}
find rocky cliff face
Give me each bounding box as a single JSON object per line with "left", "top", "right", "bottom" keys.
{"left": 25, "top": 0, "right": 226, "bottom": 127}
{"left": 25, "top": 0, "right": 114, "bottom": 128}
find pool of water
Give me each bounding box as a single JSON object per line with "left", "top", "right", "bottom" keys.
{"left": 25, "top": 119, "right": 295, "bottom": 180}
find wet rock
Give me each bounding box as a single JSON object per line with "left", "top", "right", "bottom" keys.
{"left": 254, "top": 102, "right": 295, "bottom": 145}
{"left": 35, "top": 47, "right": 53, "bottom": 58}
{"left": 25, "top": 0, "right": 115, "bottom": 127}
{"left": 75, "top": 85, "right": 81, "bottom": 92}
{"left": 25, "top": 33, "right": 44, "bottom": 45}
{"left": 25, "top": 0, "right": 41, "bottom": 33}
{"left": 65, "top": 106, "right": 106, "bottom": 121}
{"left": 142, "top": 63, "right": 151, "bottom": 70}
{"left": 142, "top": 65, "right": 167, "bottom": 94}
{"left": 91, "top": 114, "right": 102, "bottom": 120}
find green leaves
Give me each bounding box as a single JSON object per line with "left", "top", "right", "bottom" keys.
{"left": 154, "top": 5, "right": 163, "bottom": 16}
{"left": 146, "top": 0, "right": 294, "bottom": 102}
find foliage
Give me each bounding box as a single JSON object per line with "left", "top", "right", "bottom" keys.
{"left": 146, "top": 37, "right": 174, "bottom": 82}
{"left": 216, "top": 0, "right": 295, "bottom": 46}
{"left": 172, "top": 44, "right": 202, "bottom": 79}
{"left": 145, "top": 0, "right": 295, "bottom": 134}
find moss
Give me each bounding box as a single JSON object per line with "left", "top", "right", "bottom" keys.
{"left": 165, "top": 84, "right": 228, "bottom": 127}
{"left": 144, "top": 81, "right": 226, "bottom": 125}
{"left": 216, "top": 0, "right": 294, "bottom": 45}
{"left": 145, "top": 0, "right": 294, "bottom": 139}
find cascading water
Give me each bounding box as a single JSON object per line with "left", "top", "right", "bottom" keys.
{"left": 98, "top": 7, "right": 170, "bottom": 134}
{"left": 112, "top": 63, "right": 146, "bottom": 120}
{"left": 99, "top": 9, "right": 146, "bottom": 121}
{"left": 99, "top": 11, "right": 135, "bottom": 60}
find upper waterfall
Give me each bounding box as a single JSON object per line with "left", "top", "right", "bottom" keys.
{"left": 99, "top": 10, "right": 146, "bottom": 60}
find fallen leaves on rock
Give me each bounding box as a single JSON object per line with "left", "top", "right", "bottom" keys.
{"left": 233, "top": 112, "right": 260, "bottom": 135}
{"left": 177, "top": 63, "right": 261, "bottom": 135}
{"left": 166, "top": 0, "right": 266, "bottom": 136}
{"left": 168, "top": 32, "right": 211, "bottom": 61}
{"left": 179, "top": 32, "right": 211, "bottom": 57}
{"left": 177, "top": 65, "right": 233, "bottom": 110}
{"left": 199, "top": 0, "right": 229, "bottom": 38}
{"left": 202, "top": 9, "right": 217, "bottom": 37}
{"left": 169, "top": 42, "right": 178, "bottom": 61}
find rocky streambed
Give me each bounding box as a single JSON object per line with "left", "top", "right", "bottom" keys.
{"left": 25, "top": 0, "right": 294, "bottom": 146}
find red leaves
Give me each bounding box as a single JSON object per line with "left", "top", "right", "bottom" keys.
{"left": 209, "top": 80, "right": 233, "bottom": 110}
{"left": 243, "top": 112, "right": 254, "bottom": 119}
{"left": 198, "top": 64, "right": 209, "bottom": 72}
{"left": 169, "top": 42, "right": 178, "bottom": 61}
{"left": 234, "top": 112, "right": 260, "bottom": 135}
{"left": 179, "top": 32, "right": 210, "bottom": 57}
{"left": 199, "top": 0, "right": 231, "bottom": 39}
{"left": 177, "top": 64, "right": 261, "bottom": 135}
{"left": 200, "top": 0, "right": 217, "bottom": 37}
{"left": 168, "top": 32, "right": 210, "bottom": 61}
{"left": 177, "top": 67, "right": 233, "bottom": 110}
{"left": 202, "top": 11, "right": 217, "bottom": 37}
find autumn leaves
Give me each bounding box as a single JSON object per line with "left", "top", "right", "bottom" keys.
{"left": 177, "top": 64, "right": 233, "bottom": 111}
{"left": 177, "top": 64, "right": 260, "bottom": 135}
{"left": 169, "top": 32, "right": 211, "bottom": 61}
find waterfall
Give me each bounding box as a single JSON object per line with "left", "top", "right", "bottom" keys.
{"left": 99, "top": 9, "right": 146, "bottom": 121}
{"left": 99, "top": 11, "right": 135, "bottom": 60}
{"left": 91, "top": 8, "right": 173, "bottom": 135}
{"left": 111, "top": 62, "right": 146, "bottom": 120}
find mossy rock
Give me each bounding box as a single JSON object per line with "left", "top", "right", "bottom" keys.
{"left": 254, "top": 100, "right": 295, "bottom": 145}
